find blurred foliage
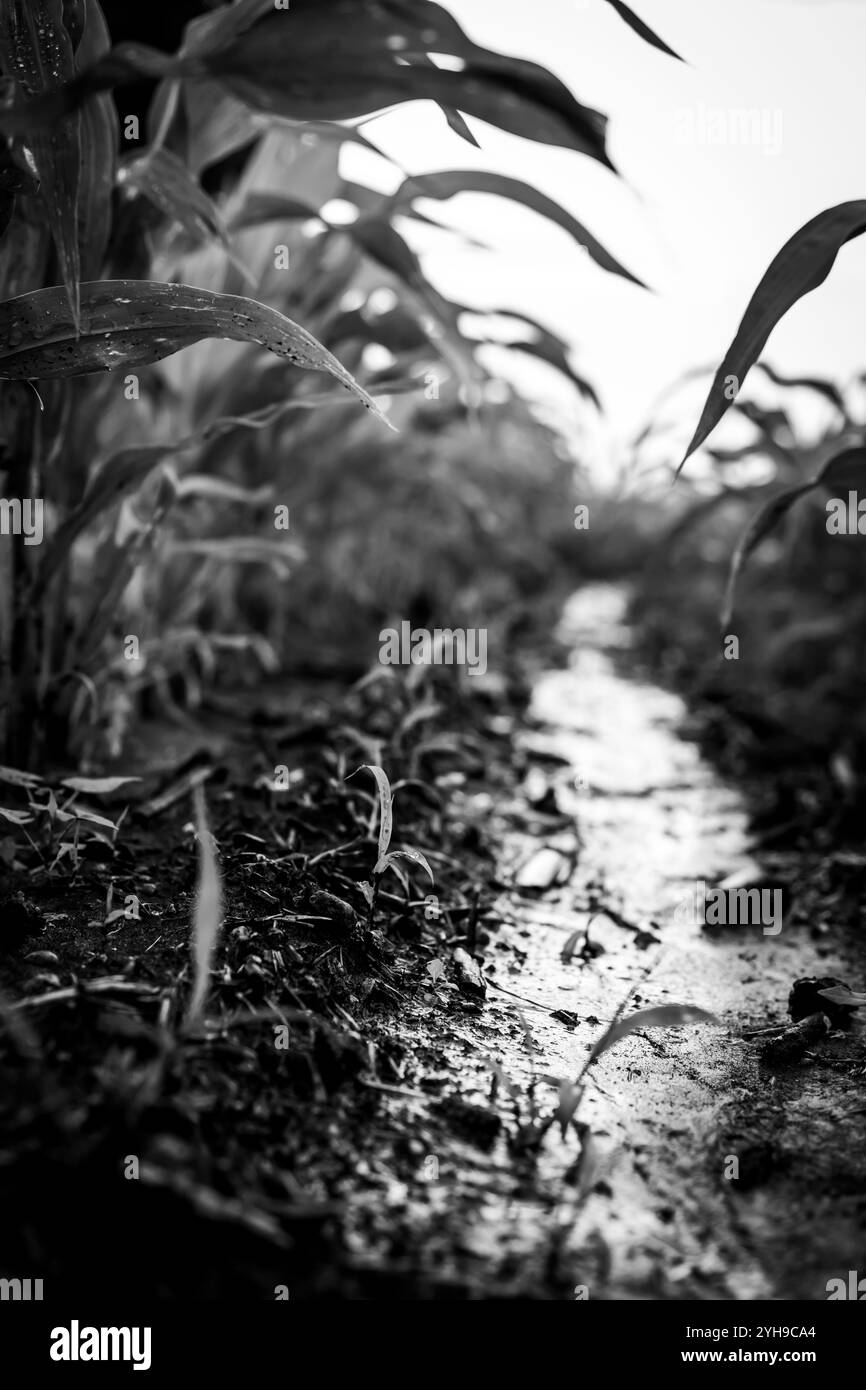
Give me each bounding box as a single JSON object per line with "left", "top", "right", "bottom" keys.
{"left": 602, "top": 367, "right": 866, "bottom": 828}
{"left": 0, "top": 0, "right": 666, "bottom": 768}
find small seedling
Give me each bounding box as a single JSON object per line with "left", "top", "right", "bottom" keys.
{"left": 348, "top": 764, "right": 434, "bottom": 927}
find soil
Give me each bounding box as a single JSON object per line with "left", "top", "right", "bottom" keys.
{"left": 1, "top": 581, "right": 864, "bottom": 1301}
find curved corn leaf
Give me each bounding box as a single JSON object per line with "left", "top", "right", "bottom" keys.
{"left": 0, "top": 764, "right": 43, "bottom": 789}
{"left": 61, "top": 775, "right": 140, "bottom": 794}
{"left": 603, "top": 0, "right": 684, "bottom": 62}
{"left": 721, "top": 443, "right": 866, "bottom": 627}
{"left": 390, "top": 169, "right": 645, "bottom": 286}
{"left": 497, "top": 333, "right": 601, "bottom": 408}
{"left": 406, "top": 47, "right": 479, "bottom": 148}
{"left": 201, "top": 2, "right": 614, "bottom": 163}
{"left": 167, "top": 536, "right": 304, "bottom": 574}
{"left": 119, "top": 147, "right": 230, "bottom": 247}
{"left": 244, "top": 182, "right": 465, "bottom": 241}
{"left": 753, "top": 361, "right": 847, "bottom": 416}
{"left": 172, "top": 476, "right": 271, "bottom": 505}
{"left": 74, "top": 469, "right": 176, "bottom": 665}
{"left": 0, "top": 41, "right": 174, "bottom": 134}
{"left": 375, "top": 847, "right": 435, "bottom": 885}
{"left": 348, "top": 217, "right": 482, "bottom": 389}
{"left": 355, "top": 764, "right": 393, "bottom": 861}
{"left": 731, "top": 398, "right": 792, "bottom": 441}
{"left": 459, "top": 301, "right": 601, "bottom": 405}
{"left": 179, "top": 0, "right": 274, "bottom": 60}
{"left": 0, "top": 280, "right": 393, "bottom": 426}
{"left": 33, "top": 442, "right": 184, "bottom": 599}
{"left": 658, "top": 487, "right": 745, "bottom": 557}
{"left": 229, "top": 191, "right": 320, "bottom": 233}
{"left": 0, "top": 1, "right": 614, "bottom": 168}
{"left": 0, "top": 0, "right": 81, "bottom": 326}
{"left": 329, "top": 302, "right": 429, "bottom": 355}
{"left": 679, "top": 201, "right": 866, "bottom": 473}
{"left": 437, "top": 105, "right": 478, "bottom": 148}
{"left": 180, "top": 80, "right": 268, "bottom": 176}
{"left": 588, "top": 1004, "right": 719, "bottom": 1065}
{"left": 186, "top": 782, "right": 222, "bottom": 1031}
{"left": 817, "top": 443, "right": 866, "bottom": 492}
{"left": 705, "top": 445, "right": 769, "bottom": 466}
{"left": 818, "top": 984, "right": 866, "bottom": 1009}
{"left": 722, "top": 483, "right": 815, "bottom": 630}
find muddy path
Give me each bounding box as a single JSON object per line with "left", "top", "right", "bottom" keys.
{"left": 368, "top": 584, "right": 866, "bottom": 1300}
{"left": 3, "top": 582, "right": 864, "bottom": 1302}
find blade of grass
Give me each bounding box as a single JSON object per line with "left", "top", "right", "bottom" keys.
{"left": 185, "top": 783, "right": 222, "bottom": 1031}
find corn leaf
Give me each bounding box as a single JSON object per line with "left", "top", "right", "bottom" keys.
{"left": 588, "top": 1003, "right": 719, "bottom": 1064}
{"left": 0, "top": 1, "right": 614, "bottom": 168}
{"left": 603, "top": 0, "right": 684, "bottom": 61}
{"left": 167, "top": 536, "right": 304, "bottom": 576}
{"left": 753, "top": 361, "right": 847, "bottom": 416}
{"left": 817, "top": 443, "right": 866, "bottom": 491}
{"left": 721, "top": 482, "right": 815, "bottom": 630}
{"left": 818, "top": 984, "right": 866, "bottom": 1008}
{"left": 34, "top": 382, "right": 373, "bottom": 601}
{"left": 180, "top": 81, "right": 268, "bottom": 176}
{"left": 228, "top": 192, "right": 320, "bottom": 233}
{"left": 357, "top": 764, "right": 393, "bottom": 861}
{"left": 375, "top": 847, "right": 435, "bottom": 884}
{"left": 679, "top": 201, "right": 866, "bottom": 473}
{"left": 61, "top": 775, "right": 140, "bottom": 794}
{"left": 348, "top": 217, "right": 482, "bottom": 389}
{"left": 462, "top": 301, "right": 599, "bottom": 402}
{"left": 119, "top": 147, "right": 230, "bottom": 248}
{"left": 497, "top": 333, "right": 601, "bottom": 407}
{"left": 34, "top": 443, "right": 184, "bottom": 599}
{"left": 0, "top": 764, "right": 43, "bottom": 789}
{"left": 0, "top": 280, "right": 393, "bottom": 426}
{"left": 0, "top": 0, "right": 81, "bottom": 326}
{"left": 186, "top": 783, "right": 222, "bottom": 1031}
{"left": 390, "top": 170, "right": 644, "bottom": 285}
{"left": 179, "top": 0, "right": 274, "bottom": 59}
{"left": 74, "top": 0, "right": 116, "bottom": 280}
{"left": 722, "top": 443, "right": 866, "bottom": 626}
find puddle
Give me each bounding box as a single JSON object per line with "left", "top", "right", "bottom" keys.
{"left": 474, "top": 584, "right": 766, "bottom": 1295}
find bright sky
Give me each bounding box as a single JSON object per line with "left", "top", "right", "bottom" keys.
{"left": 343, "top": 0, "right": 866, "bottom": 469}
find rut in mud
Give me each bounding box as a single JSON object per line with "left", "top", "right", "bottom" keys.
{"left": 385, "top": 583, "right": 866, "bottom": 1300}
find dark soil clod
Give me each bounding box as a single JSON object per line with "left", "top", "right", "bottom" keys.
{"left": 788, "top": 975, "right": 857, "bottom": 1029}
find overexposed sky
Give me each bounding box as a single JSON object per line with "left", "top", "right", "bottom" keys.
{"left": 343, "top": 0, "right": 866, "bottom": 466}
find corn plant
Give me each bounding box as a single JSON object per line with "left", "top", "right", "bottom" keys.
{"left": 676, "top": 200, "right": 866, "bottom": 626}
{"left": 349, "top": 762, "right": 434, "bottom": 926}
{"left": 0, "top": 0, "right": 671, "bottom": 769}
